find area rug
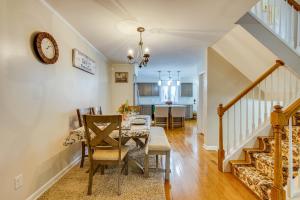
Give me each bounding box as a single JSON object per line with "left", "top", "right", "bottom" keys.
{"left": 38, "top": 149, "right": 166, "bottom": 200}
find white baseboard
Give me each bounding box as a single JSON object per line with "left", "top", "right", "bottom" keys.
{"left": 26, "top": 156, "right": 81, "bottom": 200}
{"left": 203, "top": 144, "right": 218, "bottom": 151}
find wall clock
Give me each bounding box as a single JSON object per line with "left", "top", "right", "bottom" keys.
{"left": 34, "top": 32, "right": 59, "bottom": 64}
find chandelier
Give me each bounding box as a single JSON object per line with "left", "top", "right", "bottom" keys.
{"left": 127, "top": 27, "right": 150, "bottom": 68}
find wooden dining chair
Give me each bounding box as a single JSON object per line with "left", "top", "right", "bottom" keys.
{"left": 154, "top": 106, "right": 169, "bottom": 130}
{"left": 76, "top": 108, "right": 93, "bottom": 168}
{"left": 91, "top": 106, "right": 102, "bottom": 115}
{"left": 83, "top": 114, "right": 129, "bottom": 195}
{"left": 170, "top": 106, "right": 186, "bottom": 129}
{"left": 128, "top": 105, "right": 141, "bottom": 114}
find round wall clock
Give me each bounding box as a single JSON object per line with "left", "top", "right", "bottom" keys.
{"left": 34, "top": 32, "right": 59, "bottom": 64}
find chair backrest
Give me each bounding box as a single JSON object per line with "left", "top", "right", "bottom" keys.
{"left": 154, "top": 106, "right": 169, "bottom": 117}
{"left": 91, "top": 106, "right": 102, "bottom": 115}
{"left": 77, "top": 108, "right": 93, "bottom": 127}
{"left": 128, "top": 106, "right": 141, "bottom": 113}
{"left": 83, "top": 115, "right": 122, "bottom": 148}
{"left": 171, "top": 106, "right": 186, "bottom": 118}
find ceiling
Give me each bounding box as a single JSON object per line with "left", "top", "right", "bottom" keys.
{"left": 46, "top": 0, "right": 257, "bottom": 79}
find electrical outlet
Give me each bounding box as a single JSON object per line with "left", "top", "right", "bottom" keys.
{"left": 14, "top": 174, "right": 23, "bottom": 190}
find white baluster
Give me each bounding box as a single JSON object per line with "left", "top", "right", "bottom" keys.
{"left": 283, "top": 68, "right": 286, "bottom": 106}
{"left": 233, "top": 106, "right": 236, "bottom": 148}
{"left": 278, "top": 0, "right": 283, "bottom": 35}
{"left": 227, "top": 111, "right": 230, "bottom": 154}
{"left": 258, "top": 83, "right": 262, "bottom": 126}
{"left": 264, "top": 79, "right": 268, "bottom": 121}
{"left": 246, "top": 93, "right": 249, "bottom": 137}
{"left": 298, "top": 12, "right": 300, "bottom": 51}
{"left": 252, "top": 89, "right": 255, "bottom": 133}
{"left": 289, "top": 69, "right": 292, "bottom": 102}
{"left": 240, "top": 100, "right": 243, "bottom": 142}
{"left": 278, "top": 68, "right": 282, "bottom": 105}
{"left": 271, "top": 73, "right": 274, "bottom": 110}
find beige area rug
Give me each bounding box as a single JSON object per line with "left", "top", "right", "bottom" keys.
{"left": 39, "top": 149, "right": 166, "bottom": 200}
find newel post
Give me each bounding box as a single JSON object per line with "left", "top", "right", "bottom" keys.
{"left": 271, "top": 105, "right": 287, "bottom": 200}
{"left": 218, "top": 104, "right": 225, "bottom": 172}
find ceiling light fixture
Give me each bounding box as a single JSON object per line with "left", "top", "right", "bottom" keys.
{"left": 127, "top": 27, "right": 150, "bottom": 68}
{"left": 167, "top": 71, "right": 172, "bottom": 86}
{"left": 177, "top": 71, "right": 181, "bottom": 86}
{"left": 158, "top": 71, "right": 162, "bottom": 86}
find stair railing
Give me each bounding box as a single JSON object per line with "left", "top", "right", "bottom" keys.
{"left": 251, "top": 0, "right": 300, "bottom": 54}
{"left": 271, "top": 98, "right": 300, "bottom": 200}
{"left": 218, "top": 60, "right": 300, "bottom": 172}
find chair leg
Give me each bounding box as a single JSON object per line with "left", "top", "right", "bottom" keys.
{"left": 125, "top": 155, "right": 129, "bottom": 175}
{"left": 80, "top": 142, "right": 85, "bottom": 168}
{"left": 118, "top": 162, "right": 122, "bottom": 195}
{"left": 144, "top": 153, "right": 149, "bottom": 178}
{"left": 87, "top": 162, "right": 94, "bottom": 195}
{"left": 100, "top": 165, "right": 105, "bottom": 175}
{"left": 166, "top": 117, "right": 169, "bottom": 130}
{"left": 165, "top": 151, "right": 170, "bottom": 181}
{"left": 156, "top": 155, "right": 159, "bottom": 170}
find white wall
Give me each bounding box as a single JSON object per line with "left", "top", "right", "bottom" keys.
{"left": 204, "top": 48, "right": 252, "bottom": 148}
{"left": 237, "top": 13, "right": 300, "bottom": 75}
{"left": 111, "top": 63, "right": 134, "bottom": 113}
{"left": 0, "top": 0, "right": 111, "bottom": 199}
{"left": 212, "top": 25, "right": 278, "bottom": 81}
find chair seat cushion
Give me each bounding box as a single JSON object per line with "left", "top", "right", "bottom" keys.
{"left": 93, "top": 146, "right": 129, "bottom": 161}
{"left": 148, "top": 127, "right": 171, "bottom": 151}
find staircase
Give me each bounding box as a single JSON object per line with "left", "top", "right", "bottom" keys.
{"left": 216, "top": 1, "right": 300, "bottom": 199}
{"left": 231, "top": 126, "right": 300, "bottom": 200}
{"left": 217, "top": 60, "right": 300, "bottom": 199}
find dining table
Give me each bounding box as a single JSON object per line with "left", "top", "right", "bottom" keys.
{"left": 63, "top": 114, "right": 151, "bottom": 172}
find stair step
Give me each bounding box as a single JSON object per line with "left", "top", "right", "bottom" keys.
{"left": 253, "top": 153, "right": 282, "bottom": 181}
{"left": 232, "top": 165, "right": 272, "bottom": 200}
{"left": 253, "top": 152, "right": 299, "bottom": 182}
{"left": 229, "top": 160, "right": 251, "bottom": 166}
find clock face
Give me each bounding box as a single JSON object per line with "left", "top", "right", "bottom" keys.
{"left": 34, "top": 32, "right": 59, "bottom": 64}
{"left": 41, "top": 38, "right": 55, "bottom": 59}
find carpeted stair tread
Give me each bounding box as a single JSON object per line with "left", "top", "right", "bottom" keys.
{"left": 230, "top": 160, "right": 251, "bottom": 165}
{"left": 233, "top": 165, "right": 272, "bottom": 200}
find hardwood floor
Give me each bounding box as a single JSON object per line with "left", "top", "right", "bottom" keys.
{"left": 164, "top": 120, "right": 258, "bottom": 200}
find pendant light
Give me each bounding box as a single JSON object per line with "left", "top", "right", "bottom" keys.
{"left": 158, "top": 71, "right": 162, "bottom": 86}
{"left": 177, "top": 71, "right": 181, "bottom": 86}
{"left": 167, "top": 71, "right": 172, "bottom": 86}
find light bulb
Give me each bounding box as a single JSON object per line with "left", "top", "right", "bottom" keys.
{"left": 177, "top": 80, "right": 180, "bottom": 86}
{"left": 167, "top": 80, "right": 172, "bottom": 86}
{"left": 128, "top": 49, "right": 134, "bottom": 56}
{"left": 144, "top": 48, "right": 149, "bottom": 54}
{"left": 158, "top": 80, "right": 162, "bottom": 86}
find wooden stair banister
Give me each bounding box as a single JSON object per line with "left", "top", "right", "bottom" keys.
{"left": 217, "top": 60, "right": 285, "bottom": 172}
{"left": 222, "top": 60, "right": 284, "bottom": 113}
{"left": 270, "top": 98, "right": 300, "bottom": 200}
{"left": 287, "top": 0, "right": 300, "bottom": 12}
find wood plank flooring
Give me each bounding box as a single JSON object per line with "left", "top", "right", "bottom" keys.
{"left": 164, "top": 120, "right": 258, "bottom": 200}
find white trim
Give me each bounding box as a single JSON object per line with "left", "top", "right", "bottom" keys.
{"left": 39, "top": 0, "right": 108, "bottom": 62}
{"left": 26, "top": 156, "right": 81, "bottom": 200}
{"left": 203, "top": 144, "right": 218, "bottom": 151}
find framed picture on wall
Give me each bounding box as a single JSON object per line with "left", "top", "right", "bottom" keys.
{"left": 115, "top": 72, "right": 128, "bottom": 83}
